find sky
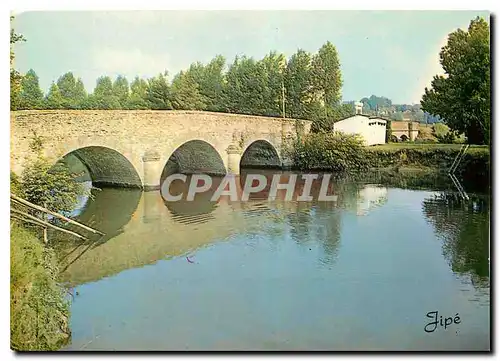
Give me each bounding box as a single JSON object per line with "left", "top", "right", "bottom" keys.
{"left": 12, "top": 10, "right": 489, "bottom": 104}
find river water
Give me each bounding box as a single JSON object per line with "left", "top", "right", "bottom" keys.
{"left": 57, "top": 170, "right": 490, "bottom": 351}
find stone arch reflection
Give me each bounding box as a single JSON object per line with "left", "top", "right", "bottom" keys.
{"left": 162, "top": 174, "right": 226, "bottom": 224}
{"left": 53, "top": 187, "right": 143, "bottom": 245}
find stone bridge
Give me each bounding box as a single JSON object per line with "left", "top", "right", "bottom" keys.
{"left": 10, "top": 110, "right": 311, "bottom": 190}
{"left": 390, "top": 121, "right": 420, "bottom": 142}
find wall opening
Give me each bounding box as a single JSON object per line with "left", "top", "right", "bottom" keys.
{"left": 240, "top": 140, "right": 281, "bottom": 169}
{"left": 160, "top": 140, "right": 226, "bottom": 185}
{"left": 59, "top": 146, "right": 142, "bottom": 189}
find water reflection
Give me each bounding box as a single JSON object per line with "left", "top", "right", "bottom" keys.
{"left": 422, "top": 192, "right": 490, "bottom": 287}
{"left": 59, "top": 170, "right": 490, "bottom": 351}
{"left": 58, "top": 172, "right": 392, "bottom": 286}
{"left": 57, "top": 170, "right": 490, "bottom": 294}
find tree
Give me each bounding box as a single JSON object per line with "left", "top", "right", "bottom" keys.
{"left": 170, "top": 71, "right": 205, "bottom": 110}
{"left": 112, "top": 75, "right": 130, "bottom": 108}
{"left": 391, "top": 111, "right": 404, "bottom": 121}
{"left": 44, "top": 82, "right": 63, "bottom": 109}
{"left": 200, "top": 55, "right": 226, "bottom": 112}
{"left": 311, "top": 41, "right": 343, "bottom": 113}
{"left": 93, "top": 76, "right": 113, "bottom": 98}
{"left": 147, "top": 72, "right": 173, "bottom": 110}
{"left": 223, "top": 56, "right": 268, "bottom": 115}
{"left": 56, "top": 72, "right": 86, "bottom": 109}
{"left": 74, "top": 78, "right": 87, "bottom": 108}
{"left": 421, "top": 17, "right": 490, "bottom": 145}
{"left": 79, "top": 94, "right": 99, "bottom": 110}
{"left": 10, "top": 16, "right": 25, "bottom": 110}
{"left": 126, "top": 76, "right": 149, "bottom": 109}
{"left": 186, "top": 55, "right": 227, "bottom": 112}
{"left": 311, "top": 103, "right": 354, "bottom": 133}
{"left": 21, "top": 133, "right": 89, "bottom": 214}
{"left": 93, "top": 76, "right": 120, "bottom": 109}
{"left": 259, "top": 51, "right": 287, "bottom": 117}
{"left": 19, "top": 69, "right": 44, "bottom": 109}
{"left": 284, "top": 49, "right": 314, "bottom": 120}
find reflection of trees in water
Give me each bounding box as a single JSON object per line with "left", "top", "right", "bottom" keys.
{"left": 314, "top": 203, "right": 342, "bottom": 264}
{"left": 286, "top": 200, "right": 342, "bottom": 265}
{"left": 287, "top": 203, "right": 313, "bottom": 244}
{"left": 422, "top": 192, "right": 490, "bottom": 287}
{"left": 352, "top": 168, "right": 489, "bottom": 194}
{"left": 332, "top": 180, "right": 363, "bottom": 212}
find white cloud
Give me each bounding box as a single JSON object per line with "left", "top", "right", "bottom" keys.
{"left": 91, "top": 48, "right": 171, "bottom": 80}
{"left": 410, "top": 34, "right": 448, "bottom": 104}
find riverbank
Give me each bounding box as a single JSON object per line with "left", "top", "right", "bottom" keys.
{"left": 365, "top": 143, "right": 490, "bottom": 192}
{"left": 10, "top": 222, "right": 71, "bottom": 350}
{"left": 291, "top": 134, "right": 489, "bottom": 192}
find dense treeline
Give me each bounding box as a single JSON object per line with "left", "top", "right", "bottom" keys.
{"left": 13, "top": 42, "right": 354, "bottom": 131}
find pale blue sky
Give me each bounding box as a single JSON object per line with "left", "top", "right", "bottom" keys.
{"left": 13, "top": 10, "right": 489, "bottom": 104}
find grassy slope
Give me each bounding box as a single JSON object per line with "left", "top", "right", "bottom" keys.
{"left": 10, "top": 222, "right": 71, "bottom": 351}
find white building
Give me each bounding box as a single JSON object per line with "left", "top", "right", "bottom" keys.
{"left": 333, "top": 114, "right": 387, "bottom": 146}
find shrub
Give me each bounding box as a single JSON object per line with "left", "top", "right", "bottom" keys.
{"left": 292, "top": 132, "right": 370, "bottom": 174}
{"left": 21, "top": 158, "right": 88, "bottom": 214}
{"left": 10, "top": 171, "right": 24, "bottom": 197}
{"left": 20, "top": 133, "right": 90, "bottom": 214}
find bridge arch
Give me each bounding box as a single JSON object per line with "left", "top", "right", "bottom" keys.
{"left": 240, "top": 139, "right": 282, "bottom": 169}
{"left": 60, "top": 146, "right": 143, "bottom": 188}
{"left": 160, "top": 139, "right": 227, "bottom": 185}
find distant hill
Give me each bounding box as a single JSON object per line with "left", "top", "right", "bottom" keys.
{"left": 345, "top": 95, "right": 443, "bottom": 124}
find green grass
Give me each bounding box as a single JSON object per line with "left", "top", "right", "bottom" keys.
{"left": 10, "top": 222, "right": 71, "bottom": 351}
{"left": 369, "top": 143, "right": 489, "bottom": 152}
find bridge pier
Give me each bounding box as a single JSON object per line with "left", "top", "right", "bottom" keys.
{"left": 142, "top": 150, "right": 161, "bottom": 191}
{"left": 226, "top": 143, "right": 242, "bottom": 175}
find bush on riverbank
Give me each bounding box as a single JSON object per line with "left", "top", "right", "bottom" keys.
{"left": 365, "top": 144, "right": 490, "bottom": 191}
{"left": 365, "top": 144, "right": 489, "bottom": 170}
{"left": 290, "top": 137, "right": 489, "bottom": 192}
{"left": 20, "top": 133, "right": 89, "bottom": 214}
{"left": 292, "top": 132, "right": 370, "bottom": 174}
{"left": 10, "top": 222, "right": 71, "bottom": 351}
{"left": 10, "top": 137, "right": 90, "bottom": 351}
